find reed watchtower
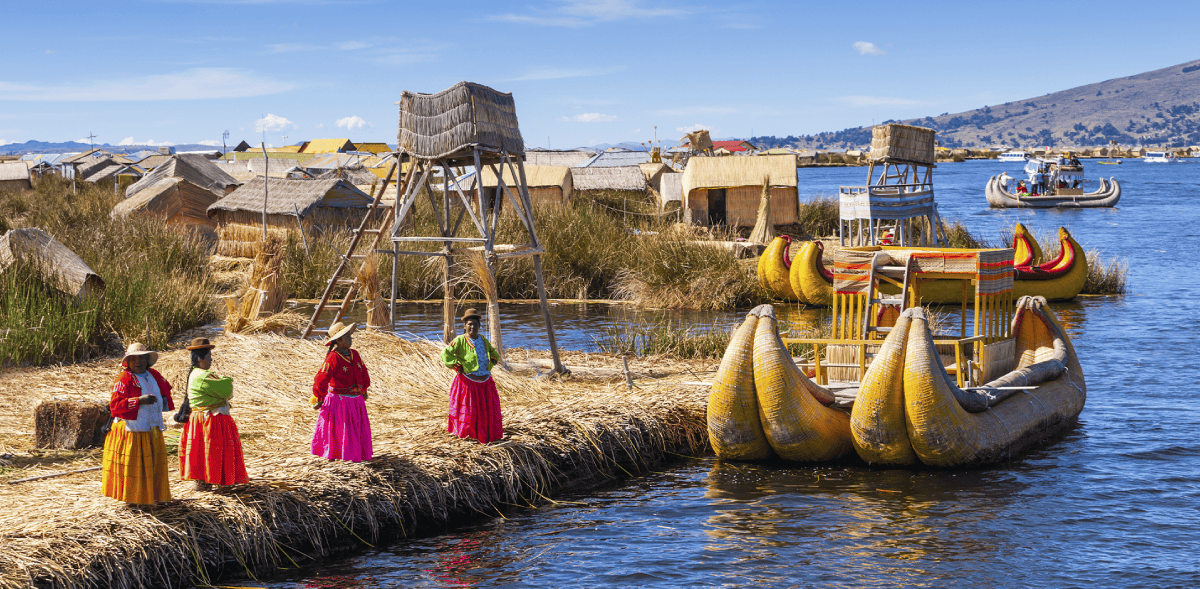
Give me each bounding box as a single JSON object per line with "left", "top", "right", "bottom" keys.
{"left": 839, "top": 124, "right": 946, "bottom": 247}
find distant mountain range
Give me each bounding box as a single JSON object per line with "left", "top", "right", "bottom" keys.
{"left": 753, "top": 58, "right": 1200, "bottom": 150}
{"left": 1, "top": 140, "right": 227, "bottom": 155}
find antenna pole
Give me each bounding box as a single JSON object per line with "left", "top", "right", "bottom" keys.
{"left": 260, "top": 142, "right": 269, "bottom": 240}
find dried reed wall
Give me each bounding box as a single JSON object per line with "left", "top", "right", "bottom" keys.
{"left": 687, "top": 186, "right": 798, "bottom": 227}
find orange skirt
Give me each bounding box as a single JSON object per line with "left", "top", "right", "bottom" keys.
{"left": 101, "top": 420, "right": 172, "bottom": 504}
{"left": 179, "top": 411, "right": 249, "bottom": 485}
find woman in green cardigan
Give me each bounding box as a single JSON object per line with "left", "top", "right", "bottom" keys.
{"left": 178, "top": 338, "right": 248, "bottom": 490}
{"left": 440, "top": 309, "right": 502, "bottom": 443}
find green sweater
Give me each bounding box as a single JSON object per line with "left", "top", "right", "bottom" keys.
{"left": 187, "top": 368, "right": 234, "bottom": 408}
{"left": 441, "top": 335, "right": 499, "bottom": 375}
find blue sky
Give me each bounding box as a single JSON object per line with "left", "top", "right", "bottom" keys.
{"left": 1, "top": 0, "right": 1196, "bottom": 149}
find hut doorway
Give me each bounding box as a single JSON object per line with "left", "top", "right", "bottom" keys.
{"left": 707, "top": 188, "right": 727, "bottom": 226}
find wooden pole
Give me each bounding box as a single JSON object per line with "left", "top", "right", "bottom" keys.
{"left": 260, "top": 143, "right": 269, "bottom": 241}
{"left": 512, "top": 156, "right": 564, "bottom": 374}
{"left": 442, "top": 167, "right": 454, "bottom": 344}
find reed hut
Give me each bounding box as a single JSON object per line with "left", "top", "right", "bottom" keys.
{"left": 302, "top": 138, "right": 355, "bottom": 154}
{"left": 207, "top": 177, "right": 373, "bottom": 257}
{"left": 570, "top": 166, "right": 647, "bottom": 198}
{"left": 113, "top": 155, "right": 241, "bottom": 237}
{"left": 0, "top": 228, "right": 104, "bottom": 300}
{"left": 0, "top": 162, "right": 32, "bottom": 191}
{"left": 681, "top": 154, "right": 798, "bottom": 227}
{"left": 638, "top": 162, "right": 676, "bottom": 193}
{"left": 480, "top": 164, "right": 572, "bottom": 208}
{"left": 353, "top": 142, "right": 393, "bottom": 154}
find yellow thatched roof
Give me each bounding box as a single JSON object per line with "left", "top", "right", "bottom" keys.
{"left": 480, "top": 164, "right": 570, "bottom": 188}
{"left": 353, "top": 142, "right": 392, "bottom": 154}
{"left": 303, "top": 138, "right": 354, "bottom": 153}
{"left": 681, "top": 154, "right": 796, "bottom": 198}
{"left": 270, "top": 145, "right": 304, "bottom": 153}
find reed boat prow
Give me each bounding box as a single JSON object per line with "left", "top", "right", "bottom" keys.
{"left": 757, "top": 236, "right": 802, "bottom": 302}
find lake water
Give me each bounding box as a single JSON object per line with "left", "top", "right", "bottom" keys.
{"left": 261, "top": 160, "right": 1200, "bottom": 588}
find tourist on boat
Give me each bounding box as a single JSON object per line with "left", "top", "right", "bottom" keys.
{"left": 441, "top": 308, "right": 503, "bottom": 444}
{"left": 1016, "top": 180, "right": 1028, "bottom": 194}
{"left": 311, "top": 322, "right": 373, "bottom": 462}
{"left": 101, "top": 343, "right": 174, "bottom": 506}
{"left": 178, "top": 338, "right": 248, "bottom": 490}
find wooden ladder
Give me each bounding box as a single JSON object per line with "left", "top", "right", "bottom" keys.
{"left": 301, "top": 162, "right": 402, "bottom": 339}
{"left": 861, "top": 252, "right": 915, "bottom": 341}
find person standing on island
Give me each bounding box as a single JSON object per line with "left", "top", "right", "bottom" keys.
{"left": 101, "top": 343, "right": 174, "bottom": 506}
{"left": 178, "top": 338, "right": 248, "bottom": 490}
{"left": 311, "top": 322, "right": 373, "bottom": 462}
{"left": 441, "top": 309, "right": 503, "bottom": 444}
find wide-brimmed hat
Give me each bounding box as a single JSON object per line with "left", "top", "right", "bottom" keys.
{"left": 460, "top": 308, "right": 482, "bottom": 322}
{"left": 186, "top": 337, "right": 216, "bottom": 351}
{"left": 325, "top": 321, "right": 356, "bottom": 346}
{"left": 121, "top": 342, "right": 159, "bottom": 368}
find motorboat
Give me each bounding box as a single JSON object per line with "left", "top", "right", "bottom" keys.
{"left": 1143, "top": 151, "right": 1177, "bottom": 163}
{"left": 998, "top": 150, "right": 1031, "bottom": 162}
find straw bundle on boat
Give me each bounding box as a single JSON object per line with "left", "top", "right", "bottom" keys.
{"left": 0, "top": 332, "right": 711, "bottom": 589}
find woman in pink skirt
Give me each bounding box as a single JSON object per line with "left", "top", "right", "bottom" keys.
{"left": 441, "top": 309, "right": 503, "bottom": 443}
{"left": 311, "top": 322, "right": 373, "bottom": 462}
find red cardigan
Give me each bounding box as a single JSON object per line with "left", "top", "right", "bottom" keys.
{"left": 312, "top": 349, "right": 371, "bottom": 403}
{"left": 109, "top": 368, "right": 175, "bottom": 420}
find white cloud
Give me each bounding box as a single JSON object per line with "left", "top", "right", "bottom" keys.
{"left": 115, "top": 138, "right": 175, "bottom": 146}
{"left": 256, "top": 114, "right": 297, "bottom": 133}
{"left": 315, "top": 123, "right": 325, "bottom": 129}
{"left": 0, "top": 68, "right": 296, "bottom": 101}
{"left": 197, "top": 140, "right": 221, "bottom": 146}
{"left": 631, "top": 128, "right": 641, "bottom": 133}
{"left": 510, "top": 65, "right": 624, "bottom": 81}
{"left": 558, "top": 113, "right": 620, "bottom": 123}
{"left": 852, "top": 41, "right": 886, "bottom": 56}
{"left": 493, "top": 0, "right": 688, "bottom": 27}
{"left": 0, "top": 139, "right": 7, "bottom": 146}
{"left": 336, "top": 115, "right": 368, "bottom": 131}
{"left": 840, "top": 95, "right": 933, "bottom": 107}
{"left": 676, "top": 123, "right": 712, "bottom": 134}
{"left": 119, "top": 136, "right": 135, "bottom": 146}
{"left": 75, "top": 138, "right": 90, "bottom": 143}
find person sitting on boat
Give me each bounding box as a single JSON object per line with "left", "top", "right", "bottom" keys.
{"left": 441, "top": 308, "right": 503, "bottom": 444}
{"left": 1016, "top": 180, "right": 1028, "bottom": 194}
{"left": 101, "top": 343, "right": 174, "bottom": 506}
{"left": 311, "top": 322, "right": 373, "bottom": 462}
{"left": 178, "top": 338, "right": 248, "bottom": 491}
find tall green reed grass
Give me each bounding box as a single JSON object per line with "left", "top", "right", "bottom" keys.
{"left": 0, "top": 176, "right": 218, "bottom": 365}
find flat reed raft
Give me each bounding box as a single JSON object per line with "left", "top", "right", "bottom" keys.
{"left": 0, "top": 331, "right": 712, "bottom": 589}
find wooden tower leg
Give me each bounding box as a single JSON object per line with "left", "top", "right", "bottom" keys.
{"left": 510, "top": 155, "right": 565, "bottom": 375}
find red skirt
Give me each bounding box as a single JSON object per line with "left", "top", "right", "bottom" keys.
{"left": 179, "top": 411, "right": 249, "bottom": 485}
{"left": 448, "top": 374, "right": 503, "bottom": 444}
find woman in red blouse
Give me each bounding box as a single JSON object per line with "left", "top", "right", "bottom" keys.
{"left": 101, "top": 343, "right": 175, "bottom": 505}
{"left": 311, "top": 322, "right": 373, "bottom": 462}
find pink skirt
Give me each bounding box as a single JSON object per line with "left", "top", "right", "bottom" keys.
{"left": 448, "top": 374, "right": 503, "bottom": 444}
{"left": 312, "top": 393, "right": 373, "bottom": 462}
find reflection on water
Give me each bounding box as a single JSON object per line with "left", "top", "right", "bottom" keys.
{"left": 260, "top": 162, "right": 1200, "bottom": 588}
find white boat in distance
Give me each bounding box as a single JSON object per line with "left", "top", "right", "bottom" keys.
{"left": 999, "top": 150, "right": 1031, "bottom": 162}
{"left": 1143, "top": 151, "right": 1177, "bottom": 163}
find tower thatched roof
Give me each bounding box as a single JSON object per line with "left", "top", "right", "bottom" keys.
{"left": 396, "top": 81, "right": 524, "bottom": 161}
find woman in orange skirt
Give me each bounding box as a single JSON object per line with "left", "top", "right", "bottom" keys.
{"left": 101, "top": 343, "right": 175, "bottom": 505}
{"left": 179, "top": 338, "right": 248, "bottom": 490}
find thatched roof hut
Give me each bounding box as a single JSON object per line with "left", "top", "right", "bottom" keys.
{"left": 397, "top": 81, "right": 524, "bottom": 161}
{"left": 524, "top": 150, "right": 596, "bottom": 167}
{"left": 658, "top": 170, "right": 683, "bottom": 209}
{"left": 480, "top": 164, "right": 572, "bottom": 207}
{"left": 681, "top": 154, "right": 798, "bottom": 227}
{"left": 638, "top": 162, "right": 676, "bottom": 193}
{"left": 0, "top": 162, "right": 33, "bottom": 191}
{"left": 0, "top": 228, "right": 104, "bottom": 300}
{"left": 207, "top": 178, "right": 374, "bottom": 257}
{"left": 570, "top": 166, "right": 647, "bottom": 194}
{"left": 115, "top": 155, "right": 241, "bottom": 235}
{"left": 303, "top": 138, "right": 355, "bottom": 154}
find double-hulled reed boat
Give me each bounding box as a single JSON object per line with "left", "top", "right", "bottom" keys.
{"left": 711, "top": 243, "right": 1086, "bottom": 467}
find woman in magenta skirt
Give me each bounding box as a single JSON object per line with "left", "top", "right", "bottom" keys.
{"left": 441, "top": 309, "right": 503, "bottom": 443}
{"left": 311, "top": 321, "right": 373, "bottom": 462}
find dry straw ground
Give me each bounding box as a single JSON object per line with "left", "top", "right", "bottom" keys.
{"left": 0, "top": 331, "right": 714, "bottom": 589}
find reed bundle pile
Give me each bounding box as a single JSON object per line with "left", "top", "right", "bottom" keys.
{"left": 0, "top": 331, "right": 711, "bottom": 589}
{"left": 747, "top": 177, "right": 776, "bottom": 245}
{"left": 224, "top": 236, "right": 286, "bottom": 334}
{"left": 356, "top": 253, "right": 389, "bottom": 329}
{"left": 459, "top": 249, "right": 504, "bottom": 362}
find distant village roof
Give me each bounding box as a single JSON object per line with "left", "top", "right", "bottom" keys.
{"left": 352, "top": 142, "right": 392, "bottom": 154}
{"left": 303, "top": 138, "right": 355, "bottom": 154}
{"left": 208, "top": 177, "right": 372, "bottom": 218}
{"left": 135, "top": 154, "right": 173, "bottom": 170}
{"left": 480, "top": 164, "right": 571, "bottom": 188}
{"left": 571, "top": 166, "right": 647, "bottom": 192}
{"left": 524, "top": 150, "right": 596, "bottom": 167}
{"left": 0, "top": 162, "right": 32, "bottom": 182}
{"left": 231, "top": 140, "right": 252, "bottom": 152}
{"left": 711, "top": 140, "right": 757, "bottom": 153}
{"left": 682, "top": 154, "right": 796, "bottom": 197}
{"left": 397, "top": 81, "right": 524, "bottom": 160}
{"left": 574, "top": 150, "right": 653, "bottom": 168}
{"left": 125, "top": 154, "right": 241, "bottom": 200}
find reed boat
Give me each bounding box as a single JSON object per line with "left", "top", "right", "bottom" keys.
{"left": 714, "top": 243, "right": 1086, "bottom": 467}
{"left": 781, "top": 225, "right": 1087, "bottom": 305}
{"left": 756, "top": 235, "right": 802, "bottom": 302}
{"left": 851, "top": 298, "right": 1085, "bottom": 467}
{"left": 707, "top": 305, "right": 854, "bottom": 462}
{"left": 986, "top": 174, "right": 1121, "bottom": 208}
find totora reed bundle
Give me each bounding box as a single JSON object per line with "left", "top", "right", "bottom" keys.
{"left": 225, "top": 236, "right": 287, "bottom": 334}
{"left": 0, "top": 331, "right": 713, "bottom": 589}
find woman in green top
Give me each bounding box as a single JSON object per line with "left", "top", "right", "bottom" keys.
{"left": 178, "top": 338, "right": 248, "bottom": 490}
{"left": 441, "top": 309, "right": 503, "bottom": 443}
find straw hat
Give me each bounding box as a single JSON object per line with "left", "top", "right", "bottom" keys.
{"left": 121, "top": 342, "right": 158, "bottom": 368}
{"left": 460, "top": 308, "right": 482, "bottom": 322}
{"left": 325, "top": 321, "right": 356, "bottom": 346}
{"left": 186, "top": 337, "right": 216, "bottom": 351}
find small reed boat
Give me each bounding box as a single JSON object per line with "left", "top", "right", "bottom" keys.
{"left": 756, "top": 235, "right": 802, "bottom": 302}
{"left": 986, "top": 174, "right": 1121, "bottom": 208}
